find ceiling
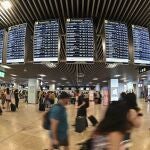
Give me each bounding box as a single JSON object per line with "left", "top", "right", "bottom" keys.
{"left": 0, "top": 0, "right": 150, "bottom": 86}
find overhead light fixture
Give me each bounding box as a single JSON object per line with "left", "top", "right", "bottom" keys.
{"left": 45, "top": 62, "right": 57, "bottom": 68}
{"left": 38, "top": 74, "right": 46, "bottom": 77}
{"left": 1, "top": 65, "right": 11, "bottom": 69}
{"left": 51, "top": 80, "right": 56, "bottom": 83}
{"left": 66, "top": 81, "right": 70, "bottom": 84}
{"left": 93, "top": 78, "right": 98, "bottom": 81}
{"left": 61, "top": 77, "right": 67, "bottom": 80}
{"left": 37, "top": 78, "right": 43, "bottom": 80}
{"left": 107, "top": 64, "right": 118, "bottom": 68}
{"left": 45, "top": 81, "right": 49, "bottom": 83}
{"left": 114, "top": 74, "right": 121, "bottom": 78}
{"left": 10, "top": 74, "right": 17, "bottom": 77}
{"left": 1, "top": 0, "right": 12, "bottom": 10}
{"left": 120, "top": 78, "right": 126, "bottom": 81}
{"left": 102, "top": 80, "right": 108, "bottom": 83}
{"left": 141, "top": 74, "right": 147, "bottom": 77}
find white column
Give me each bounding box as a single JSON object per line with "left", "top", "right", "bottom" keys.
{"left": 14, "top": 82, "right": 18, "bottom": 89}
{"left": 28, "top": 79, "right": 39, "bottom": 104}
{"left": 110, "top": 79, "right": 119, "bottom": 101}
{"left": 49, "top": 84, "right": 56, "bottom": 91}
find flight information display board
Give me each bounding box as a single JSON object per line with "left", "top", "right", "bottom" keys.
{"left": 7, "top": 24, "right": 27, "bottom": 63}
{"left": 0, "top": 29, "right": 5, "bottom": 64}
{"left": 132, "top": 25, "right": 150, "bottom": 64}
{"left": 104, "top": 20, "right": 129, "bottom": 63}
{"left": 66, "top": 19, "right": 94, "bottom": 62}
{"left": 33, "top": 20, "right": 59, "bottom": 62}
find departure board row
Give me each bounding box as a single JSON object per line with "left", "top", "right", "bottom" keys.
{"left": 7, "top": 24, "right": 27, "bottom": 63}
{"left": 66, "top": 19, "right": 94, "bottom": 62}
{"left": 0, "top": 30, "right": 5, "bottom": 63}
{"left": 33, "top": 20, "right": 59, "bottom": 62}
{"left": 104, "top": 20, "right": 129, "bottom": 63}
{"left": 0, "top": 19, "right": 149, "bottom": 65}
{"left": 132, "top": 25, "right": 150, "bottom": 64}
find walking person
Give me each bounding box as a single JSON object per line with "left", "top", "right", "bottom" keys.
{"left": 49, "top": 92, "right": 70, "bottom": 150}
{"left": 1, "top": 91, "right": 6, "bottom": 109}
{"left": 82, "top": 100, "right": 142, "bottom": 150}
{"left": 14, "top": 89, "right": 19, "bottom": 109}
{"left": 5, "top": 88, "right": 11, "bottom": 111}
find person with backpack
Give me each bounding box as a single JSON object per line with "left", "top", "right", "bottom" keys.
{"left": 49, "top": 92, "right": 70, "bottom": 150}
{"left": 5, "top": 88, "right": 11, "bottom": 111}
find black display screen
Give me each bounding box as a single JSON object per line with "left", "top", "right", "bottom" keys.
{"left": 0, "top": 29, "right": 4, "bottom": 63}
{"left": 7, "top": 24, "right": 27, "bottom": 63}
{"left": 66, "top": 19, "right": 94, "bottom": 62}
{"left": 104, "top": 20, "right": 129, "bottom": 63}
{"left": 132, "top": 25, "right": 150, "bottom": 64}
{"left": 33, "top": 20, "right": 59, "bottom": 62}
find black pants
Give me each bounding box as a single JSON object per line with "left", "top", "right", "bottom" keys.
{"left": 77, "top": 108, "right": 88, "bottom": 127}
{"left": 15, "top": 98, "right": 19, "bottom": 108}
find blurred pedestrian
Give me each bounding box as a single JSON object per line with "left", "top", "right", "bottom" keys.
{"left": 49, "top": 92, "right": 70, "bottom": 150}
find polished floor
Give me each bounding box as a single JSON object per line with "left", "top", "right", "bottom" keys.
{"left": 0, "top": 99, "right": 150, "bottom": 150}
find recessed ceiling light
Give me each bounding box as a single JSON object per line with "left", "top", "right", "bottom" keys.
{"left": 10, "top": 74, "right": 17, "bottom": 77}
{"left": 61, "top": 77, "right": 67, "bottom": 80}
{"left": 37, "top": 78, "right": 43, "bottom": 80}
{"left": 120, "top": 78, "right": 126, "bottom": 81}
{"left": 51, "top": 80, "right": 56, "bottom": 83}
{"left": 114, "top": 74, "right": 121, "bottom": 78}
{"left": 1, "top": 0, "right": 12, "bottom": 10}
{"left": 45, "top": 81, "right": 49, "bottom": 83}
{"left": 107, "top": 64, "right": 118, "bottom": 68}
{"left": 102, "top": 80, "right": 108, "bottom": 83}
{"left": 1, "top": 65, "right": 11, "bottom": 69}
{"left": 45, "top": 62, "right": 57, "bottom": 68}
{"left": 93, "top": 78, "right": 98, "bottom": 81}
{"left": 38, "top": 74, "right": 46, "bottom": 77}
{"left": 141, "top": 75, "right": 147, "bottom": 77}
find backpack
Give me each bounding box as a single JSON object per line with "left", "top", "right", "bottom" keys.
{"left": 42, "top": 104, "right": 62, "bottom": 130}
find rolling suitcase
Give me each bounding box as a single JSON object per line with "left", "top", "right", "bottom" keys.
{"left": 88, "top": 115, "right": 98, "bottom": 126}
{"left": 39, "top": 103, "right": 45, "bottom": 111}
{"left": 11, "top": 103, "right": 16, "bottom": 112}
{"left": 75, "top": 116, "right": 86, "bottom": 133}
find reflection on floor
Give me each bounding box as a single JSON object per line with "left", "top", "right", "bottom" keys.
{"left": 0, "top": 99, "right": 150, "bottom": 150}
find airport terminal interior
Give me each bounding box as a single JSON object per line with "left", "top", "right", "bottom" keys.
{"left": 0, "top": 0, "right": 150, "bottom": 149}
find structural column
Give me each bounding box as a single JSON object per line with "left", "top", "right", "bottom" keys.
{"left": 28, "top": 79, "right": 39, "bottom": 104}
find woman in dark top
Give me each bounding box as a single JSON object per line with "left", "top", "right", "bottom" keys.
{"left": 77, "top": 93, "right": 87, "bottom": 117}
{"left": 14, "top": 89, "right": 19, "bottom": 108}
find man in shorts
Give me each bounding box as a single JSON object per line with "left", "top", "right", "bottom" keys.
{"left": 49, "top": 92, "right": 70, "bottom": 150}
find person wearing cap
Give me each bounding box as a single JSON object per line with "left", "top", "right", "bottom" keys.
{"left": 49, "top": 92, "right": 70, "bottom": 150}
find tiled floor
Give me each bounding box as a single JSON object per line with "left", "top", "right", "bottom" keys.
{"left": 0, "top": 99, "right": 150, "bottom": 150}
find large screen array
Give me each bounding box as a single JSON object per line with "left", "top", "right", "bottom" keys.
{"left": 0, "top": 29, "right": 5, "bottom": 63}
{"left": 132, "top": 25, "right": 150, "bottom": 64}
{"left": 7, "top": 24, "right": 27, "bottom": 63}
{"left": 33, "top": 20, "right": 59, "bottom": 62}
{"left": 66, "top": 19, "right": 94, "bottom": 62}
{"left": 104, "top": 20, "right": 129, "bottom": 63}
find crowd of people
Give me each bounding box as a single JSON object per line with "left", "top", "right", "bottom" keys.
{"left": 0, "top": 88, "right": 20, "bottom": 113}
{"left": 44, "top": 90, "right": 143, "bottom": 150}
{"left": 0, "top": 87, "right": 143, "bottom": 150}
